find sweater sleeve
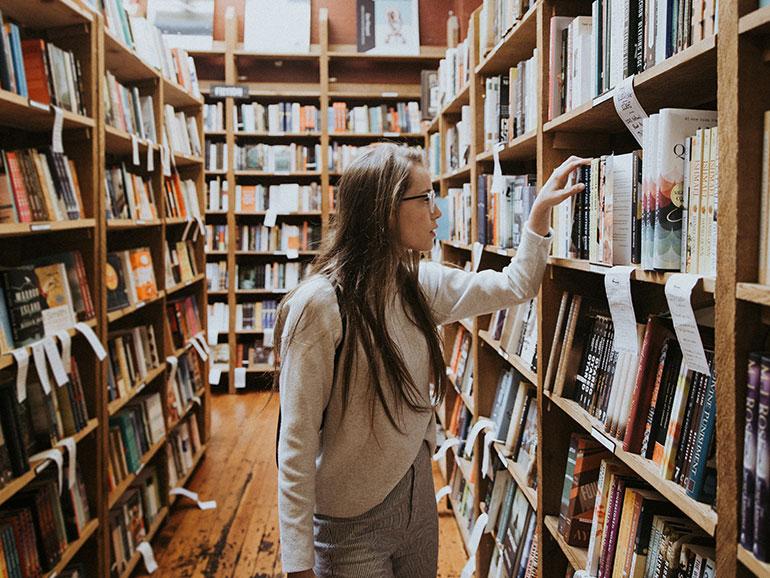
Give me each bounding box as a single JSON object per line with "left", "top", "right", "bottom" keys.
{"left": 420, "top": 226, "right": 553, "bottom": 325}
{"left": 277, "top": 281, "right": 342, "bottom": 573}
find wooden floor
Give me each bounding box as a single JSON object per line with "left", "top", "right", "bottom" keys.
{"left": 148, "top": 391, "right": 467, "bottom": 577}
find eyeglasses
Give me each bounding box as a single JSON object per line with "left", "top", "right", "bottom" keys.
{"left": 401, "top": 189, "right": 436, "bottom": 212}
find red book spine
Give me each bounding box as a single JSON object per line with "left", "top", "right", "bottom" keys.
{"left": 4, "top": 152, "right": 32, "bottom": 222}
{"left": 21, "top": 39, "right": 51, "bottom": 106}
{"left": 73, "top": 251, "right": 95, "bottom": 320}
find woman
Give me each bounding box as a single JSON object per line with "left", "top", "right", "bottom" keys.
{"left": 275, "top": 143, "right": 588, "bottom": 578}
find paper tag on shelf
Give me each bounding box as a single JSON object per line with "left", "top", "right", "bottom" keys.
{"left": 435, "top": 485, "right": 451, "bottom": 503}
{"left": 196, "top": 216, "right": 206, "bottom": 235}
{"left": 208, "top": 365, "right": 222, "bottom": 385}
{"left": 464, "top": 418, "right": 495, "bottom": 458}
{"left": 612, "top": 76, "right": 647, "bottom": 147}
{"left": 605, "top": 266, "right": 638, "bottom": 354}
{"left": 11, "top": 348, "right": 29, "bottom": 403}
{"left": 189, "top": 337, "right": 208, "bottom": 361}
{"left": 136, "top": 542, "right": 158, "bottom": 574}
{"left": 471, "top": 242, "right": 483, "bottom": 273}
{"left": 54, "top": 330, "right": 72, "bottom": 374}
{"left": 147, "top": 142, "right": 154, "bottom": 171}
{"left": 52, "top": 106, "right": 64, "bottom": 154}
{"left": 234, "top": 367, "right": 246, "bottom": 389}
{"left": 29, "top": 100, "right": 50, "bottom": 111}
{"left": 263, "top": 329, "right": 274, "bottom": 348}
{"left": 132, "top": 135, "right": 140, "bottom": 166}
{"left": 75, "top": 323, "right": 107, "bottom": 360}
{"left": 383, "top": 131, "right": 400, "bottom": 137}
{"left": 30, "top": 448, "right": 63, "bottom": 494}
{"left": 31, "top": 341, "right": 52, "bottom": 395}
{"left": 490, "top": 141, "right": 506, "bottom": 194}
{"left": 55, "top": 437, "right": 77, "bottom": 489}
{"left": 460, "top": 556, "right": 476, "bottom": 578}
{"left": 169, "top": 487, "right": 217, "bottom": 510}
{"left": 664, "top": 274, "right": 710, "bottom": 375}
{"left": 591, "top": 426, "right": 617, "bottom": 453}
{"left": 264, "top": 208, "right": 277, "bottom": 228}
{"left": 166, "top": 355, "right": 179, "bottom": 384}
{"left": 432, "top": 437, "right": 461, "bottom": 462}
{"left": 182, "top": 218, "right": 195, "bottom": 240}
{"left": 382, "top": 91, "right": 399, "bottom": 97}
{"left": 460, "top": 513, "right": 489, "bottom": 577}
{"left": 286, "top": 248, "right": 299, "bottom": 260}
{"left": 162, "top": 145, "right": 171, "bottom": 177}
{"left": 30, "top": 223, "right": 51, "bottom": 231}
{"left": 192, "top": 395, "right": 202, "bottom": 406}
{"left": 42, "top": 336, "right": 68, "bottom": 387}
{"left": 194, "top": 333, "right": 211, "bottom": 354}
{"left": 482, "top": 431, "right": 496, "bottom": 480}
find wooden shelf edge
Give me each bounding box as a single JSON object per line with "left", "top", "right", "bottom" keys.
{"left": 108, "top": 365, "right": 167, "bottom": 417}
{"left": 44, "top": 517, "right": 99, "bottom": 578}
{"left": 107, "top": 292, "right": 165, "bottom": 324}
{"left": 739, "top": 5, "right": 770, "bottom": 35}
{"left": 166, "top": 274, "right": 206, "bottom": 296}
{"left": 544, "top": 515, "right": 588, "bottom": 571}
{"left": 737, "top": 282, "right": 770, "bottom": 306}
{"left": 738, "top": 544, "right": 770, "bottom": 577}
{"left": 477, "top": 329, "right": 538, "bottom": 385}
{"left": 493, "top": 442, "right": 537, "bottom": 512}
{"left": 440, "top": 83, "right": 471, "bottom": 117}
{"left": 0, "top": 219, "right": 96, "bottom": 237}
{"left": 475, "top": 0, "right": 539, "bottom": 75}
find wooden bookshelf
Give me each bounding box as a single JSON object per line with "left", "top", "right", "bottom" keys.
{"left": 543, "top": 515, "right": 587, "bottom": 571}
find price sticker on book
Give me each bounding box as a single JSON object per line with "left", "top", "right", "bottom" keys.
{"left": 613, "top": 76, "right": 647, "bottom": 147}
{"left": 52, "top": 106, "right": 64, "bottom": 154}
{"left": 665, "top": 274, "right": 710, "bottom": 375}
{"left": 11, "top": 348, "right": 30, "bottom": 403}
{"left": 132, "top": 135, "right": 140, "bottom": 166}
{"left": 605, "top": 266, "right": 638, "bottom": 354}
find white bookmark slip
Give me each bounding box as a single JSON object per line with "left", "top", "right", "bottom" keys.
{"left": 191, "top": 395, "right": 202, "bottom": 406}
{"left": 52, "top": 106, "right": 64, "bottom": 154}
{"left": 30, "top": 448, "right": 64, "bottom": 494}
{"left": 55, "top": 437, "right": 77, "bottom": 489}
{"left": 264, "top": 208, "right": 278, "bottom": 228}
{"left": 434, "top": 485, "right": 452, "bottom": 504}
{"left": 432, "top": 437, "right": 461, "bottom": 462}
{"left": 54, "top": 330, "right": 72, "bottom": 373}
{"left": 286, "top": 248, "right": 299, "bottom": 260}
{"left": 460, "top": 513, "right": 490, "bottom": 578}
{"left": 196, "top": 216, "right": 206, "bottom": 235}
{"left": 132, "top": 134, "right": 140, "bottom": 166}
{"left": 166, "top": 356, "right": 179, "bottom": 384}
{"left": 147, "top": 141, "right": 154, "bottom": 171}
{"left": 490, "top": 141, "right": 506, "bottom": 195}
{"left": 75, "top": 323, "right": 107, "bottom": 360}
{"left": 208, "top": 365, "right": 222, "bottom": 385}
{"left": 182, "top": 218, "right": 195, "bottom": 240}
{"left": 136, "top": 542, "right": 158, "bottom": 573}
{"left": 605, "top": 265, "right": 639, "bottom": 355}
{"left": 464, "top": 418, "right": 495, "bottom": 458}
{"left": 665, "top": 274, "right": 710, "bottom": 375}
{"left": 262, "top": 329, "right": 274, "bottom": 348}
{"left": 482, "top": 430, "right": 496, "bottom": 480}
{"left": 169, "top": 487, "right": 217, "bottom": 510}
{"left": 234, "top": 367, "right": 246, "bottom": 389}
{"left": 194, "top": 332, "right": 211, "bottom": 354}
{"left": 31, "top": 341, "right": 52, "bottom": 395}
{"left": 11, "top": 348, "right": 29, "bottom": 403}
{"left": 42, "top": 336, "right": 68, "bottom": 387}
{"left": 612, "top": 75, "right": 647, "bottom": 147}
{"left": 189, "top": 337, "right": 208, "bottom": 361}
{"left": 162, "top": 144, "right": 171, "bottom": 177}
{"left": 471, "top": 242, "right": 484, "bottom": 273}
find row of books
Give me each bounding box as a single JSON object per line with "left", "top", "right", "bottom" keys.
{"left": 448, "top": 325, "right": 474, "bottom": 401}
{"left": 483, "top": 471, "right": 538, "bottom": 578}
{"left": 107, "top": 324, "right": 162, "bottom": 404}
{"left": 428, "top": 132, "right": 441, "bottom": 178}
{"left": 104, "top": 73, "right": 157, "bottom": 141}
{"left": 236, "top": 262, "right": 309, "bottom": 292}
{"left": 0, "top": 31, "right": 85, "bottom": 115}
{"left": 448, "top": 457, "right": 476, "bottom": 538}
{"left": 166, "top": 295, "right": 203, "bottom": 350}
{"left": 164, "top": 173, "right": 202, "bottom": 220}
{"left": 166, "top": 352, "right": 204, "bottom": 426}
{"left": 328, "top": 102, "right": 421, "bottom": 134}
{"left": 234, "top": 183, "right": 324, "bottom": 213}
{"left": 206, "top": 141, "right": 228, "bottom": 172}
{"left": 166, "top": 416, "right": 203, "bottom": 489}
{"left": 559, "top": 435, "right": 716, "bottom": 577}
{"left": 483, "top": 51, "right": 538, "bottom": 149}
{"left": 445, "top": 105, "right": 471, "bottom": 172}
{"left": 446, "top": 184, "right": 473, "bottom": 245}
{"left": 236, "top": 222, "right": 321, "bottom": 253}
{"left": 486, "top": 299, "right": 538, "bottom": 373}
{"left": 236, "top": 339, "right": 273, "bottom": 368}
{"left": 446, "top": 394, "right": 473, "bottom": 458}
{"left": 233, "top": 143, "right": 322, "bottom": 172}
{"left": 235, "top": 301, "right": 277, "bottom": 332}
{"left": 0, "top": 467, "right": 91, "bottom": 576}
{"left": 164, "top": 106, "right": 202, "bottom": 158}
{"left": 548, "top": 16, "right": 592, "bottom": 119}
{"left": 106, "top": 248, "right": 159, "bottom": 312}
{"left": 1, "top": 148, "right": 84, "bottom": 224}
{"left": 165, "top": 238, "right": 199, "bottom": 289}
{"left": 207, "top": 303, "right": 228, "bottom": 338}
{"left": 206, "top": 262, "right": 228, "bottom": 292}
{"left": 105, "top": 164, "right": 157, "bottom": 221}
{"left": 489, "top": 368, "right": 538, "bottom": 474}
{"left": 436, "top": 37, "right": 470, "bottom": 109}
{"left": 235, "top": 102, "right": 320, "bottom": 134}
{"left": 478, "top": 0, "right": 537, "bottom": 57}
{"left": 206, "top": 225, "right": 228, "bottom": 252}
{"left": 0, "top": 250, "right": 94, "bottom": 351}
{"left": 477, "top": 173, "right": 537, "bottom": 249}
{"left": 546, "top": 293, "right": 717, "bottom": 504}
{"left": 203, "top": 102, "right": 225, "bottom": 132}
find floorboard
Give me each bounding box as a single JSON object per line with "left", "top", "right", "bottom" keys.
{"left": 146, "top": 391, "right": 467, "bottom": 577}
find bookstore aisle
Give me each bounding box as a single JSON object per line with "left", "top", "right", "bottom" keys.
{"left": 148, "top": 391, "right": 467, "bottom": 578}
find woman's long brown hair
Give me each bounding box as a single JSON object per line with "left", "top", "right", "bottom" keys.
{"left": 273, "top": 143, "right": 446, "bottom": 431}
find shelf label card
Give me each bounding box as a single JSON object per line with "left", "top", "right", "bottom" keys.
{"left": 591, "top": 426, "right": 617, "bottom": 453}
{"left": 11, "top": 348, "right": 30, "bottom": 403}
{"left": 52, "top": 106, "right": 64, "bottom": 154}
{"left": 605, "top": 266, "right": 638, "bottom": 354}
{"left": 54, "top": 330, "right": 72, "bottom": 373}
{"left": 132, "top": 135, "right": 140, "bottom": 165}
{"left": 43, "top": 336, "right": 69, "bottom": 387}
{"left": 432, "top": 437, "right": 461, "bottom": 462}
{"left": 30, "top": 223, "right": 52, "bottom": 231}
{"left": 30, "top": 448, "right": 64, "bottom": 493}
{"left": 613, "top": 76, "right": 647, "bottom": 147}
{"left": 664, "top": 274, "right": 710, "bottom": 375}
{"left": 136, "top": 542, "right": 158, "bottom": 574}
{"left": 286, "top": 248, "right": 299, "bottom": 260}
{"left": 166, "top": 355, "right": 179, "bottom": 384}
{"left": 471, "top": 242, "right": 484, "bottom": 273}
{"left": 170, "top": 487, "right": 217, "bottom": 509}
{"left": 381, "top": 91, "right": 398, "bottom": 97}
{"left": 194, "top": 333, "right": 211, "bottom": 354}
{"left": 29, "top": 100, "right": 50, "bottom": 111}
{"left": 147, "top": 142, "right": 154, "bottom": 171}
{"left": 55, "top": 437, "right": 77, "bottom": 489}
{"left": 234, "top": 367, "right": 246, "bottom": 389}
{"left": 264, "top": 208, "right": 277, "bottom": 228}
{"left": 435, "top": 484, "right": 451, "bottom": 503}
{"left": 76, "top": 323, "right": 107, "bottom": 360}
{"left": 31, "top": 341, "right": 52, "bottom": 395}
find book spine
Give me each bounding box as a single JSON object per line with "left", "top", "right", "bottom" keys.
{"left": 686, "top": 360, "right": 717, "bottom": 501}
{"left": 741, "top": 353, "right": 762, "bottom": 549}
{"left": 754, "top": 355, "right": 770, "bottom": 562}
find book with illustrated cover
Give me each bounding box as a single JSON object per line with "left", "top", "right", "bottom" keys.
{"left": 33, "top": 262, "right": 76, "bottom": 335}
{"left": 1, "top": 265, "right": 45, "bottom": 346}
{"left": 128, "top": 248, "right": 158, "bottom": 302}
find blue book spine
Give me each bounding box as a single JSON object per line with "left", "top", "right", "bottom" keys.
{"left": 685, "top": 362, "right": 716, "bottom": 501}
{"left": 9, "top": 25, "right": 26, "bottom": 97}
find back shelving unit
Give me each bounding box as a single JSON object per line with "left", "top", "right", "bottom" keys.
{"left": 427, "top": 1, "right": 770, "bottom": 577}
{"left": 0, "top": 0, "right": 209, "bottom": 574}
{"left": 192, "top": 9, "right": 440, "bottom": 393}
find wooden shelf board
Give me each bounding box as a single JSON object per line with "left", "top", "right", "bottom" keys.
{"left": 107, "top": 364, "right": 166, "bottom": 417}
{"left": 740, "top": 6, "right": 770, "bottom": 36}
{"left": 163, "top": 77, "right": 203, "bottom": 109}
{"left": 0, "top": 0, "right": 91, "bottom": 28}
{"left": 328, "top": 44, "right": 445, "bottom": 61}
{"left": 493, "top": 442, "right": 538, "bottom": 511}
{"left": 118, "top": 506, "right": 169, "bottom": 578}
{"left": 104, "top": 30, "right": 159, "bottom": 83}
{"left": 476, "top": 1, "right": 539, "bottom": 75}
{"left": 173, "top": 152, "right": 204, "bottom": 167}
{"left": 106, "top": 218, "right": 162, "bottom": 230}
{"left": 235, "top": 131, "right": 321, "bottom": 139}
{"left": 166, "top": 274, "right": 206, "bottom": 296}
{"left": 545, "top": 392, "right": 717, "bottom": 536}
{"left": 544, "top": 515, "right": 587, "bottom": 571}
{"left": 233, "top": 170, "right": 322, "bottom": 177}
{"left": 427, "top": 115, "right": 440, "bottom": 134}
{"left": 164, "top": 216, "right": 192, "bottom": 226}
{"left": 107, "top": 292, "right": 165, "bottom": 323}
{"left": 547, "top": 257, "right": 716, "bottom": 293}
{"left": 235, "top": 329, "right": 265, "bottom": 335}
{"left": 235, "top": 288, "right": 290, "bottom": 295}
{"left": 234, "top": 250, "right": 320, "bottom": 256}
{"left": 0, "top": 418, "right": 98, "bottom": 509}
{"left": 45, "top": 517, "right": 99, "bottom": 578}
{"left": 206, "top": 211, "right": 228, "bottom": 216}
{"left": 207, "top": 290, "right": 229, "bottom": 296}
{"left": 328, "top": 132, "right": 423, "bottom": 140}
{"left": 441, "top": 240, "right": 472, "bottom": 252}
{"left": 737, "top": 282, "right": 770, "bottom": 306}
{"left": 477, "top": 329, "right": 538, "bottom": 385}
{"left": 440, "top": 83, "right": 471, "bottom": 116}
{"left": 0, "top": 219, "right": 96, "bottom": 238}
{"left": 484, "top": 245, "right": 518, "bottom": 257}
{"left": 108, "top": 438, "right": 166, "bottom": 510}
{"left": 544, "top": 36, "right": 717, "bottom": 134}
{"left": 442, "top": 164, "right": 472, "bottom": 182}
{"left": 233, "top": 210, "right": 322, "bottom": 217}
{"left": 0, "top": 90, "right": 95, "bottom": 131}
{"left": 0, "top": 318, "right": 98, "bottom": 372}
{"left": 105, "top": 125, "right": 158, "bottom": 156}
{"left": 245, "top": 364, "right": 275, "bottom": 373}
{"left": 328, "top": 87, "right": 421, "bottom": 100}
{"left": 205, "top": 130, "right": 227, "bottom": 137}
{"left": 234, "top": 47, "right": 322, "bottom": 60}
{"left": 168, "top": 446, "right": 208, "bottom": 507}
{"left": 738, "top": 544, "right": 770, "bottom": 577}
{"left": 476, "top": 131, "right": 537, "bottom": 163}
{"left": 205, "top": 169, "right": 228, "bottom": 176}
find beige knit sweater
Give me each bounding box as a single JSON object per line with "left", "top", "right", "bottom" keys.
{"left": 277, "top": 227, "right": 552, "bottom": 572}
